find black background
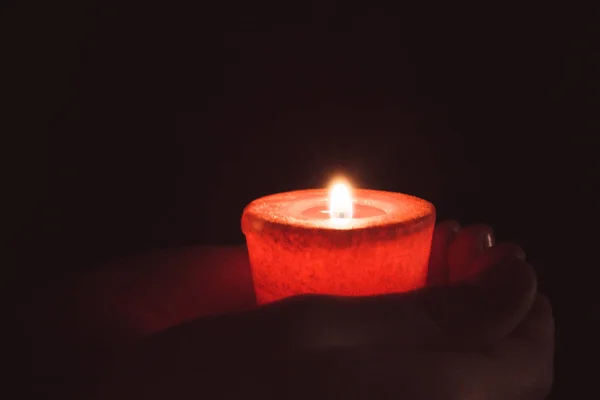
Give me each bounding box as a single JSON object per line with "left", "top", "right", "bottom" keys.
{"left": 8, "top": 1, "right": 597, "bottom": 398}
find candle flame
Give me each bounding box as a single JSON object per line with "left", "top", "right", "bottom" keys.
{"left": 329, "top": 182, "right": 353, "bottom": 219}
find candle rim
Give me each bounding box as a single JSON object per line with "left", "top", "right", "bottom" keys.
{"left": 242, "top": 188, "right": 435, "bottom": 233}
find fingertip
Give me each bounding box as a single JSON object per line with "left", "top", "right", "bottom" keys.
{"left": 456, "top": 222, "right": 494, "bottom": 235}
{"left": 428, "top": 220, "right": 462, "bottom": 285}
{"left": 448, "top": 224, "right": 495, "bottom": 283}
{"left": 477, "top": 258, "right": 537, "bottom": 301}
{"left": 514, "top": 293, "right": 554, "bottom": 343}
{"left": 477, "top": 292, "right": 555, "bottom": 400}
{"left": 438, "top": 219, "right": 461, "bottom": 234}
{"left": 419, "top": 257, "right": 539, "bottom": 349}
{"left": 460, "top": 259, "right": 537, "bottom": 345}
{"left": 462, "top": 224, "right": 495, "bottom": 248}
{"left": 497, "top": 242, "right": 527, "bottom": 260}
{"left": 468, "top": 242, "right": 526, "bottom": 278}
{"left": 431, "top": 220, "right": 461, "bottom": 246}
{"left": 533, "top": 294, "right": 554, "bottom": 330}
{"left": 535, "top": 293, "right": 552, "bottom": 315}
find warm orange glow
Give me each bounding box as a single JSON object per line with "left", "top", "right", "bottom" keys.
{"left": 241, "top": 188, "right": 436, "bottom": 304}
{"left": 329, "top": 182, "right": 353, "bottom": 219}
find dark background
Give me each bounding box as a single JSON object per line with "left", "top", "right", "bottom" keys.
{"left": 7, "top": 1, "right": 597, "bottom": 398}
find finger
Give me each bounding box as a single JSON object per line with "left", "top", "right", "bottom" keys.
{"left": 288, "top": 294, "right": 552, "bottom": 400}
{"left": 428, "top": 220, "right": 461, "bottom": 286}
{"left": 488, "top": 294, "right": 554, "bottom": 366}
{"left": 77, "top": 245, "right": 256, "bottom": 341}
{"left": 267, "top": 293, "right": 444, "bottom": 351}
{"left": 270, "top": 258, "right": 537, "bottom": 352}
{"left": 448, "top": 224, "right": 494, "bottom": 283}
{"left": 509, "top": 293, "right": 554, "bottom": 346}
{"left": 391, "top": 294, "right": 552, "bottom": 400}
{"left": 467, "top": 242, "right": 526, "bottom": 278}
{"left": 414, "top": 258, "right": 537, "bottom": 349}
{"left": 187, "top": 245, "right": 257, "bottom": 313}
{"left": 471, "top": 294, "right": 555, "bottom": 399}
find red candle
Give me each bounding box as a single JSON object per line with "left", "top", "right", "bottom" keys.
{"left": 241, "top": 182, "right": 436, "bottom": 304}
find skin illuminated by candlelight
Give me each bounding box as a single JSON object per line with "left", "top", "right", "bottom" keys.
{"left": 242, "top": 184, "right": 436, "bottom": 304}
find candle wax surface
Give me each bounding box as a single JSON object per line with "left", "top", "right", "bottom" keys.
{"left": 242, "top": 189, "right": 435, "bottom": 304}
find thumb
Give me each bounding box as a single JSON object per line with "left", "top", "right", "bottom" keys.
{"left": 414, "top": 258, "right": 537, "bottom": 349}
{"left": 267, "top": 258, "right": 536, "bottom": 352}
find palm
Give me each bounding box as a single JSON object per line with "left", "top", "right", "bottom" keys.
{"left": 32, "top": 221, "right": 553, "bottom": 399}
{"left": 68, "top": 221, "right": 516, "bottom": 340}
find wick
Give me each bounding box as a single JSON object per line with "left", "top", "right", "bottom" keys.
{"left": 323, "top": 210, "right": 351, "bottom": 219}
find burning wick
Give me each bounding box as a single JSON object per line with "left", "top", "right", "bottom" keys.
{"left": 329, "top": 182, "right": 353, "bottom": 220}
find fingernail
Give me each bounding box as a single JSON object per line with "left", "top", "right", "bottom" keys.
{"left": 482, "top": 231, "right": 494, "bottom": 250}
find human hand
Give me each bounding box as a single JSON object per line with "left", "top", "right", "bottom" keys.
{"left": 91, "top": 222, "right": 553, "bottom": 399}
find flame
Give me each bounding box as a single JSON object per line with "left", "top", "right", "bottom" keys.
{"left": 329, "top": 182, "right": 353, "bottom": 219}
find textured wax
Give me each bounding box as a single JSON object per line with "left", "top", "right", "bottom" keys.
{"left": 242, "top": 188, "right": 435, "bottom": 305}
